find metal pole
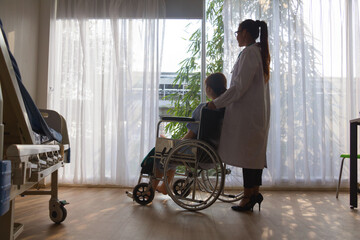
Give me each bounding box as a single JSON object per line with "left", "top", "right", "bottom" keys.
{"left": 350, "top": 121, "right": 358, "bottom": 209}
{"left": 0, "top": 83, "right": 3, "bottom": 159}
{"left": 201, "top": 0, "right": 206, "bottom": 103}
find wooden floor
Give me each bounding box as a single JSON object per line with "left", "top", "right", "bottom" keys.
{"left": 13, "top": 187, "right": 360, "bottom": 240}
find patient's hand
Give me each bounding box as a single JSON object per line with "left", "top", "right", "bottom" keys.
{"left": 182, "top": 130, "right": 196, "bottom": 140}
{"left": 207, "top": 101, "right": 217, "bottom": 110}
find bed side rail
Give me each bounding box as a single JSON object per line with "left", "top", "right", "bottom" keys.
{"left": 6, "top": 144, "right": 64, "bottom": 194}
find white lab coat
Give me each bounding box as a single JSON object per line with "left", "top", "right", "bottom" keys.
{"left": 213, "top": 44, "right": 270, "bottom": 169}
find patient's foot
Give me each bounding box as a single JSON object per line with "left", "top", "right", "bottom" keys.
{"left": 156, "top": 184, "right": 168, "bottom": 195}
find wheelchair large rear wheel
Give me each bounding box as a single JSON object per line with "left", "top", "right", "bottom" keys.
{"left": 201, "top": 164, "right": 243, "bottom": 202}
{"left": 164, "top": 139, "right": 224, "bottom": 211}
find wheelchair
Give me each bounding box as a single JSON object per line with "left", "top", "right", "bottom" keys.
{"left": 129, "top": 107, "right": 244, "bottom": 211}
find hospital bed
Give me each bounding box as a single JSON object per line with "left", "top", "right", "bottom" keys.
{"left": 0, "top": 20, "right": 70, "bottom": 240}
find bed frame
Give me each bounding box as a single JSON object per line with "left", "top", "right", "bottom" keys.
{"left": 0, "top": 24, "right": 70, "bottom": 240}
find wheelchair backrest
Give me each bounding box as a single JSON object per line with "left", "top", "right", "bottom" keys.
{"left": 198, "top": 107, "right": 225, "bottom": 149}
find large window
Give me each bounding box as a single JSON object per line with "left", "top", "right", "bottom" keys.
{"left": 159, "top": 0, "right": 224, "bottom": 139}
{"left": 159, "top": 20, "right": 201, "bottom": 116}
{"left": 223, "top": 0, "right": 360, "bottom": 186}
{"left": 49, "top": 0, "right": 206, "bottom": 186}
{"left": 49, "top": 0, "right": 360, "bottom": 187}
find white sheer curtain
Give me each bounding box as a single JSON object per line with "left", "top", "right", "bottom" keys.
{"left": 223, "top": 0, "right": 360, "bottom": 187}
{"left": 48, "top": 0, "right": 165, "bottom": 186}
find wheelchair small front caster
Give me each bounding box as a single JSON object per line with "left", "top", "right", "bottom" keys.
{"left": 173, "top": 179, "right": 191, "bottom": 198}
{"left": 133, "top": 183, "right": 154, "bottom": 205}
{"left": 49, "top": 200, "right": 69, "bottom": 224}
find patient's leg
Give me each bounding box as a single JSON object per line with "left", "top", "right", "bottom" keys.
{"left": 156, "top": 169, "right": 175, "bottom": 195}
{"left": 151, "top": 167, "right": 164, "bottom": 192}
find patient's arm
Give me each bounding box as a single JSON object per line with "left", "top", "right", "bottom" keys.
{"left": 182, "top": 130, "right": 196, "bottom": 140}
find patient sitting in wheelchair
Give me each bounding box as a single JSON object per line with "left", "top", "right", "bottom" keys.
{"left": 143, "top": 72, "right": 227, "bottom": 195}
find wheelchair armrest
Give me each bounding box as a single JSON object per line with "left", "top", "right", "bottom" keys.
{"left": 160, "top": 116, "right": 196, "bottom": 122}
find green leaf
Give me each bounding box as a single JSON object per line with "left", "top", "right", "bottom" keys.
{"left": 165, "top": 0, "right": 224, "bottom": 138}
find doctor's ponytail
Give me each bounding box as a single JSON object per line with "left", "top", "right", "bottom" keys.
{"left": 257, "top": 20, "right": 270, "bottom": 83}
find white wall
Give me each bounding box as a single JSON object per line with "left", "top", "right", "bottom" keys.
{"left": 36, "top": 0, "right": 53, "bottom": 109}
{"left": 0, "top": 0, "right": 40, "bottom": 102}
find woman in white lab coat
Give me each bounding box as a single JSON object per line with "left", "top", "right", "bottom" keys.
{"left": 208, "top": 19, "right": 270, "bottom": 212}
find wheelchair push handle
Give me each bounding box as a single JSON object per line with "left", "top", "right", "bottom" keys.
{"left": 160, "top": 116, "right": 196, "bottom": 122}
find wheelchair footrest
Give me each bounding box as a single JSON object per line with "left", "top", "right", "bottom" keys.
{"left": 125, "top": 191, "right": 133, "bottom": 199}
{"left": 59, "top": 200, "right": 69, "bottom": 206}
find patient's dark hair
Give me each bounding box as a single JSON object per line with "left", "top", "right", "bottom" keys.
{"left": 205, "top": 72, "right": 227, "bottom": 97}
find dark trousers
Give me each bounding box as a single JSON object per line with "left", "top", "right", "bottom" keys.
{"left": 243, "top": 168, "right": 263, "bottom": 188}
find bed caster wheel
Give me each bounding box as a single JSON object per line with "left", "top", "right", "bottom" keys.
{"left": 133, "top": 183, "right": 154, "bottom": 205}
{"left": 49, "top": 200, "right": 68, "bottom": 224}
{"left": 173, "top": 179, "right": 191, "bottom": 197}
